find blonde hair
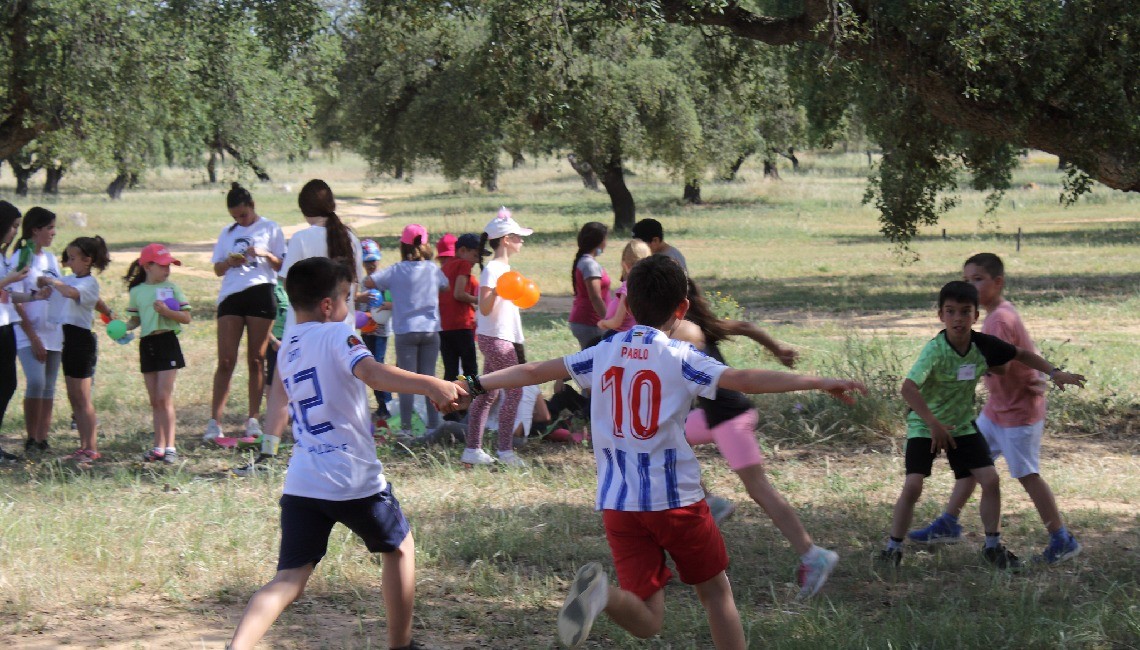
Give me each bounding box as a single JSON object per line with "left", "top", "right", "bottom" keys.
{"left": 620, "top": 239, "right": 652, "bottom": 280}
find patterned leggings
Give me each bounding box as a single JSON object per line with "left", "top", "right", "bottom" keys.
{"left": 465, "top": 335, "right": 522, "bottom": 452}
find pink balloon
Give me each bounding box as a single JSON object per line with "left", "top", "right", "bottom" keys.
{"left": 355, "top": 311, "right": 370, "bottom": 329}
{"left": 164, "top": 297, "right": 181, "bottom": 311}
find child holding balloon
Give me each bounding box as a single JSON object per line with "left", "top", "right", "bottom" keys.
{"left": 461, "top": 208, "right": 534, "bottom": 467}
{"left": 36, "top": 236, "right": 111, "bottom": 463}
{"left": 123, "top": 244, "right": 192, "bottom": 463}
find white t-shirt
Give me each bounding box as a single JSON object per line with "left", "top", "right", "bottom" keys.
{"left": 50, "top": 274, "right": 100, "bottom": 330}
{"left": 280, "top": 225, "right": 364, "bottom": 331}
{"left": 475, "top": 260, "right": 524, "bottom": 344}
{"left": 211, "top": 217, "right": 286, "bottom": 303}
{"left": 563, "top": 325, "right": 727, "bottom": 512}
{"left": 0, "top": 253, "right": 22, "bottom": 327}
{"left": 11, "top": 250, "right": 63, "bottom": 351}
{"left": 279, "top": 320, "right": 387, "bottom": 500}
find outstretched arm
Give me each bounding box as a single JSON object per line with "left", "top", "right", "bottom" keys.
{"left": 453, "top": 358, "right": 571, "bottom": 410}
{"left": 354, "top": 357, "right": 465, "bottom": 413}
{"left": 724, "top": 320, "right": 797, "bottom": 368}
{"left": 718, "top": 368, "right": 865, "bottom": 403}
{"left": 1010, "top": 348, "right": 1087, "bottom": 390}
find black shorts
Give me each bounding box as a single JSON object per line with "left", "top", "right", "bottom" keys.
{"left": 905, "top": 429, "right": 994, "bottom": 479}
{"left": 217, "top": 283, "right": 277, "bottom": 320}
{"left": 61, "top": 324, "right": 97, "bottom": 379}
{"left": 277, "top": 485, "right": 410, "bottom": 570}
{"left": 265, "top": 343, "right": 279, "bottom": 385}
{"left": 139, "top": 330, "right": 186, "bottom": 373}
{"left": 512, "top": 342, "right": 526, "bottom": 365}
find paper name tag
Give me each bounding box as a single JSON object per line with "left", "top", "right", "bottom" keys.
{"left": 957, "top": 364, "right": 977, "bottom": 381}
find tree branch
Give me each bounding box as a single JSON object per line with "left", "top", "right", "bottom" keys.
{"left": 656, "top": 0, "right": 828, "bottom": 46}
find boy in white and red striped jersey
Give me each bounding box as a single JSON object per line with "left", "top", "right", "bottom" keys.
{"left": 457, "top": 255, "right": 865, "bottom": 649}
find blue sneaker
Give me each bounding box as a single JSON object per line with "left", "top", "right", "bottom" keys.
{"left": 907, "top": 515, "right": 963, "bottom": 545}
{"left": 1036, "top": 533, "right": 1082, "bottom": 565}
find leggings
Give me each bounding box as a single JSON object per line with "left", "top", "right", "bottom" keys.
{"left": 393, "top": 331, "right": 441, "bottom": 430}
{"left": 0, "top": 325, "right": 16, "bottom": 428}
{"left": 18, "top": 346, "right": 61, "bottom": 400}
{"left": 465, "top": 335, "right": 522, "bottom": 452}
{"left": 685, "top": 408, "right": 763, "bottom": 471}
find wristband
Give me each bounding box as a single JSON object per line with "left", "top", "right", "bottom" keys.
{"left": 463, "top": 374, "right": 486, "bottom": 397}
{"left": 1048, "top": 367, "right": 1060, "bottom": 380}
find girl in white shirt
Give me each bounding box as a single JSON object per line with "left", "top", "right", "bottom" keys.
{"left": 0, "top": 201, "right": 41, "bottom": 461}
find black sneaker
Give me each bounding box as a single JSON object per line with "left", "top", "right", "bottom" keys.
{"left": 877, "top": 548, "right": 903, "bottom": 567}
{"left": 37, "top": 440, "right": 49, "bottom": 451}
{"left": 24, "top": 439, "right": 35, "bottom": 452}
{"left": 983, "top": 544, "right": 1023, "bottom": 570}
{"left": 0, "top": 446, "right": 19, "bottom": 462}
{"left": 232, "top": 453, "right": 275, "bottom": 477}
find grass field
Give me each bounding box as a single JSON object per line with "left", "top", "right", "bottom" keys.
{"left": 0, "top": 152, "right": 1137, "bottom": 649}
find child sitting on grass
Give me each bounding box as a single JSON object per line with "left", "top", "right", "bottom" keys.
{"left": 228, "top": 257, "right": 463, "bottom": 650}
{"left": 456, "top": 254, "right": 864, "bottom": 648}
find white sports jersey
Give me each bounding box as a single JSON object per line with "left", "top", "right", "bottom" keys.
{"left": 278, "top": 320, "right": 386, "bottom": 501}
{"left": 564, "top": 325, "right": 727, "bottom": 512}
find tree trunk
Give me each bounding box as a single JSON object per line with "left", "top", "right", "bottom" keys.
{"left": 600, "top": 156, "right": 635, "bottom": 232}
{"left": 866, "top": 149, "right": 874, "bottom": 167}
{"left": 763, "top": 155, "right": 780, "bottom": 179}
{"left": 106, "top": 172, "right": 129, "bottom": 200}
{"left": 6, "top": 155, "right": 36, "bottom": 197}
{"left": 1057, "top": 156, "right": 1067, "bottom": 170}
{"left": 508, "top": 149, "right": 525, "bottom": 169}
{"left": 43, "top": 164, "right": 63, "bottom": 195}
{"left": 683, "top": 179, "right": 702, "bottom": 204}
{"left": 721, "top": 152, "right": 750, "bottom": 181}
{"left": 567, "top": 153, "right": 600, "bottom": 190}
{"left": 207, "top": 149, "right": 218, "bottom": 183}
{"left": 780, "top": 147, "right": 799, "bottom": 171}
{"left": 223, "top": 145, "right": 271, "bottom": 182}
{"left": 480, "top": 154, "right": 499, "bottom": 192}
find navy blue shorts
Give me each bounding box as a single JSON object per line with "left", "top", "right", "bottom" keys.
{"left": 277, "top": 484, "right": 410, "bottom": 570}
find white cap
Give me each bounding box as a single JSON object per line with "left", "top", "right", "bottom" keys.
{"left": 484, "top": 206, "right": 533, "bottom": 239}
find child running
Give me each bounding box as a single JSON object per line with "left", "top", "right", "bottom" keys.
{"left": 228, "top": 257, "right": 463, "bottom": 650}
{"left": 456, "top": 255, "right": 864, "bottom": 648}
{"left": 670, "top": 278, "right": 837, "bottom": 600}
{"left": 882, "top": 280, "right": 1084, "bottom": 568}
{"left": 37, "top": 236, "right": 111, "bottom": 463}
{"left": 909, "top": 253, "right": 1086, "bottom": 564}
{"left": 124, "top": 244, "right": 192, "bottom": 464}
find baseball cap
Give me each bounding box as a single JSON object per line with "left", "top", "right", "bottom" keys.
{"left": 455, "top": 233, "right": 481, "bottom": 251}
{"left": 361, "top": 239, "right": 382, "bottom": 262}
{"left": 436, "top": 233, "right": 457, "bottom": 258}
{"left": 484, "top": 206, "right": 533, "bottom": 240}
{"left": 631, "top": 218, "right": 663, "bottom": 243}
{"left": 139, "top": 243, "right": 181, "bottom": 266}
{"left": 400, "top": 224, "right": 429, "bottom": 246}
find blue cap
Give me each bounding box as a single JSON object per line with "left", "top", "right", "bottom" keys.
{"left": 455, "top": 233, "right": 481, "bottom": 251}
{"left": 361, "top": 239, "right": 382, "bottom": 262}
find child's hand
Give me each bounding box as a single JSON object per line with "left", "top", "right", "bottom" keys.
{"left": 2, "top": 267, "right": 29, "bottom": 286}
{"left": 1051, "top": 370, "right": 1086, "bottom": 390}
{"left": 36, "top": 285, "right": 52, "bottom": 300}
{"left": 818, "top": 378, "right": 867, "bottom": 405}
{"left": 451, "top": 379, "right": 475, "bottom": 410}
{"left": 35, "top": 276, "right": 53, "bottom": 288}
{"left": 929, "top": 422, "right": 957, "bottom": 452}
{"left": 153, "top": 300, "right": 171, "bottom": 317}
{"left": 774, "top": 346, "right": 798, "bottom": 368}
{"left": 428, "top": 378, "right": 467, "bottom": 414}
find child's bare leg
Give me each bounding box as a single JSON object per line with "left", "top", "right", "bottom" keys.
{"left": 693, "top": 572, "right": 745, "bottom": 650}
{"left": 34, "top": 397, "right": 53, "bottom": 442}
{"left": 603, "top": 586, "right": 665, "bottom": 638}
{"left": 942, "top": 476, "right": 977, "bottom": 518}
{"left": 65, "top": 377, "right": 97, "bottom": 452}
{"left": 889, "top": 474, "right": 926, "bottom": 539}
{"left": 1018, "top": 473, "right": 1063, "bottom": 533}
{"left": 735, "top": 465, "right": 812, "bottom": 555}
{"left": 972, "top": 466, "right": 1002, "bottom": 534}
{"left": 380, "top": 533, "right": 415, "bottom": 649}
{"left": 229, "top": 565, "right": 314, "bottom": 650}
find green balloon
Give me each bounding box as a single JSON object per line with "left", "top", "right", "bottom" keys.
{"left": 106, "top": 320, "right": 127, "bottom": 340}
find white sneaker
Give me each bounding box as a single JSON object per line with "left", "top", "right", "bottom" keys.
{"left": 203, "top": 419, "right": 222, "bottom": 442}
{"left": 496, "top": 449, "right": 526, "bottom": 467}
{"left": 245, "top": 418, "right": 262, "bottom": 439}
{"left": 558, "top": 562, "right": 609, "bottom": 648}
{"left": 460, "top": 447, "right": 496, "bottom": 466}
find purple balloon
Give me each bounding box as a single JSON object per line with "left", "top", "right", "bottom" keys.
{"left": 355, "top": 310, "right": 370, "bottom": 329}
{"left": 164, "top": 297, "right": 181, "bottom": 311}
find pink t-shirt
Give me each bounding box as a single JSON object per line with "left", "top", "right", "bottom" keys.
{"left": 569, "top": 255, "right": 611, "bottom": 327}
{"left": 602, "top": 281, "right": 636, "bottom": 332}
{"left": 981, "top": 300, "right": 1047, "bottom": 427}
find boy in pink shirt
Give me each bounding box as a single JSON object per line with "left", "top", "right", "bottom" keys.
{"left": 908, "top": 253, "right": 1084, "bottom": 564}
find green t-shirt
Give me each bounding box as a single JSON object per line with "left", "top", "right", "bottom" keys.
{"left": 272, "top": 282, "right": 289, "bottom": 339}
{"left": 905, "top": 330, "right": 1017, "bottom": 439}
{"left": 128, "top": 281, "right": 190, "bottom": 336}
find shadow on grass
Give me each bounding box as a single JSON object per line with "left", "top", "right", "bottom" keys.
{"left": 833, "top": 225, "right": 1140, "bottom": 248}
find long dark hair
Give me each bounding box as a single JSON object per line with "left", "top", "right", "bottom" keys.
{"left": 571, "top": 221, "right": 607, "bottom": 295}
{"left": 0, "top": 201, "right": 21, "bottom": 257}
{"left": 685, "top": 278, "right": 732, "bottom": 345}
{"left": 63, "top": 236, "right": 111, "bottom": 274}
{"left": 298, "top": 179, "right": 356, "bottom": 281}
{"left": 123, "top": 260, "right": 147, "bottom": 289}
{"left": 477, "top": 232, "right": 503, "bottom": 271}
{"left": 15, "top": 206, "right": 55, "bottom": 252}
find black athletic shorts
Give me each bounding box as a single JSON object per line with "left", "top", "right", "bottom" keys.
{"left": 61, "top": 324, "right": 98, "bottom": 379}
{"left": 277, "top": 484, "right": 410, "bottom": 570}
{"left": 217, "top": 283, "right": 277, "bottom": 320}
{"left": 905, "top": 428, "right": 994, "bottom": 479}
{"left": 139, "top": 330, "right": 186, "bottom": 374}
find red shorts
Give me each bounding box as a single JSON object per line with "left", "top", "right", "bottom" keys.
{"left": 602, "top": 500, "right": 729, "bottom": 600}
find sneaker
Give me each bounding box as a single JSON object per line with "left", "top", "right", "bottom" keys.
{"left": 65, "top": 448, "right": 89, "bottom": 462}
{"left": 36, "top": 440, "right": 49, "bottom": 452}
{"left": 496, "top": 449, "right": 526, "bottom": 467}
{"left": 142, "top": 449, "right": 166, "bottom": 462}
{"left": 460, "top": 447, "right": 496, "bottom": 466}
{"left": 707, "top": 495, "right": 736, "bottom": 525}
{"left": 245, "top": 418, "right": 263, "bottom": 438}
{"left": 232, "top": 453, "right": 274, "bottom": 477}
{"left": 203, "top": 419, "right": 222, "bottom": 442}
{"left": 557, "top": 562, "right": 609, "bottom": 648}
{"left": 162, "top": 450, "right": 179, "bottom": 465}
{"left": 0, "top": 446, "right": 19, "bottom": 462}
{"left": 877, "top": 548, "right": 903, "bottom": 567}
{"left": 24, "top": 439, "right": 35, "bottom": 452}
{"left": 982, "top": 544, "right": 1023, "bottom": 570}
{"left": 1036, "top": 533, "right": 1082, "bottom": 565}
{"left": 907, "top": 515, "right": 963, "bottom": 545}
{"left": 796, "top": 548, "right": 839, "bottom": 600}
{"left": 77, "top": 450, "right": 101, "bottom": 464}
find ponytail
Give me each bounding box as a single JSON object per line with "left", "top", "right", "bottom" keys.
{"left": 571, "top": 221, "right": 608, "bottom": 296}
{"left": 298, "top": 179, "right": 356, "bottom": 282}
{"left": 684, "top": 279, "right": 732, "bottom": 345}
{"left": 124, "top": 260, "right": 147, "bottom": 289}
{"left": 479, "top": 232, "right": 503, "bottom": 271}
{"left": 64, "top": 235, "right": 111, "bottom": 273}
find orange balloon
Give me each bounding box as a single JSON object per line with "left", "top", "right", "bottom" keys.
{"left": 497, "top": 271, "right": 524, "bottom": 300}
{"left": 360, "top": 319, "right": 378, "bottom": 334}
{"left": 515, "top": 279, "right": 541, "bottom": 309}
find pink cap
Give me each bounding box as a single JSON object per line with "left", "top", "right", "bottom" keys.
{"left": 400, "top": 224, "right": 429, "bottom": 246}
{"left": 436, "top": 233, "right": 457, "bottom": 257}
{"left": 139, "top": 243, "right": 181, "bottom": 266}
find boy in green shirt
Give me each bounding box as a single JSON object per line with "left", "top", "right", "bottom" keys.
{"left": 881, "top": 281, "right": 1084, "bottom": 569}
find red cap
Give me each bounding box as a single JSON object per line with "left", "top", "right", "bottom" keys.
{"left": 436, "top": 233, "right": 457, "bottom": 257}
{"left": 139, "top": 243, "right": 181, "bottom": 266}
{"left": 400, "top": 224, "right": 429, "bottom": 246}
